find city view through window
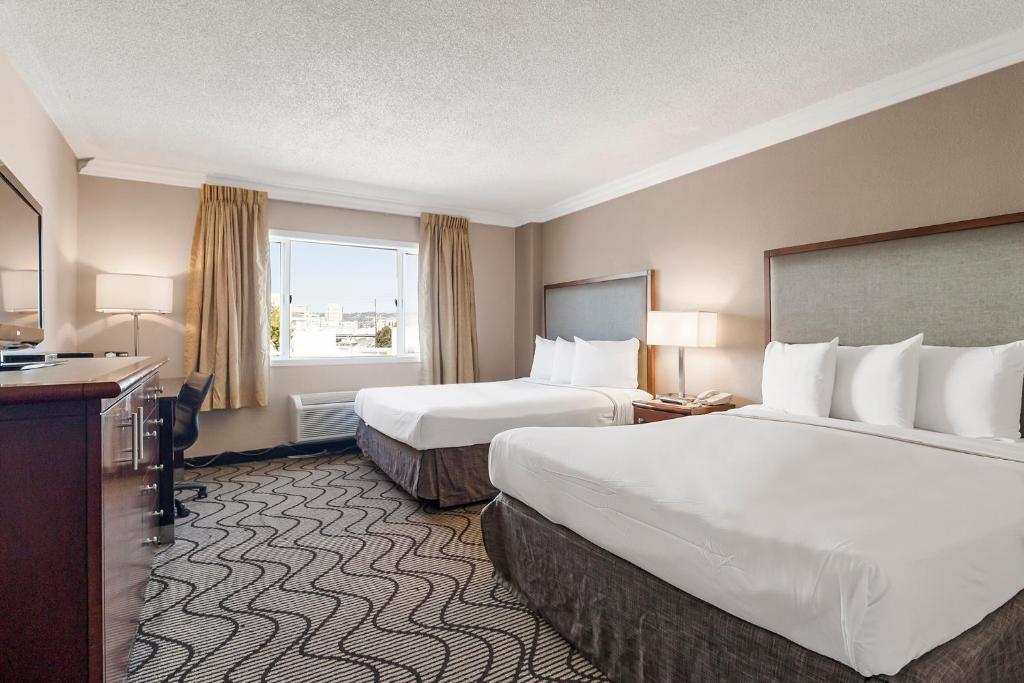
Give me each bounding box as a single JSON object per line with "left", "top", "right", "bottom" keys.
{"left": 270, "top": 236, "right": 419, "bottom": 359}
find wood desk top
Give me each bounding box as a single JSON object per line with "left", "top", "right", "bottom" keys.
{"left": 0, "top": 356, "right": 167, "bottom": 404}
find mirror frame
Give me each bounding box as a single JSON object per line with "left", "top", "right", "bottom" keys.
{"left": 0, "top": 160, "right": 44, "bottom": 346}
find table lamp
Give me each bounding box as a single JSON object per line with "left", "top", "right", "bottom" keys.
{"left": 646, "top": 310, "right": 717, "bottom": 398}
{"left": 96, "top": 273, "right": 173, "bottom": 356}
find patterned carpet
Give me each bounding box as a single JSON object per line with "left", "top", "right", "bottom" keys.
{"left": 127, "top": 453, "right": 606, "bottom": 683}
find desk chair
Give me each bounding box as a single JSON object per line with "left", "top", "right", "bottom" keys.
{"left": 173, "top": 372, "right": 214, "bottom": 518}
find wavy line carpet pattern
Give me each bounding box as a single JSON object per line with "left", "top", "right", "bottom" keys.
{"left": 127, "top": 453, "right": 607, "bottom": 682}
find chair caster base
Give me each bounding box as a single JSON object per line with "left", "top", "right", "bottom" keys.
{"left": 174, "top": 499, "right": 193, "bottom": 519}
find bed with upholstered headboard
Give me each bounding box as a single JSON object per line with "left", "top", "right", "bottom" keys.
{"left": 482, "top": 212, "right": 1024, "bottom": 683}
{"left": 544, "top": 269, "right": 655, "bottom": 394}
{"left": 354, "top": 269, "right": 656, "bottom": 507}
{"left": 766, "top": 211, "right": 1024, "bottom": 428}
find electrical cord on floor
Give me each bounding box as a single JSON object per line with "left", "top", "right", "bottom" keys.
{"left": 290, "top": 443, "right": 361, "bottom": 459}
{"left": 184, "top": 445, "right": 278, "bottom": 469}
{"left": 183, "top": 454, "right": 223, "bottom": 468}
{"left": 185, "top": 442, "right": 360, "bottom": 468}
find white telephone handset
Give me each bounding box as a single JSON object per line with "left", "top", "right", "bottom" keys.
{"left": 695, "top": 390, "right": 733, "bottom": 406}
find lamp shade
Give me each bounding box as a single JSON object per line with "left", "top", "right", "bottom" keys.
{"left": 1, "top": 270, "right": 39, "bottom": 312}
{"left": 646, "top": 310, "right": 717, "bottom": 348}
{"left": 96, "top": 273, "right": 173, "bottom": 313}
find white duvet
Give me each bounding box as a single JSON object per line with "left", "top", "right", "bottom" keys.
{"left": 488, "top": 406, "right": 1024, "bottom": 676}
{"left": 354, "top": 379, "right": 649, "bottom": 450}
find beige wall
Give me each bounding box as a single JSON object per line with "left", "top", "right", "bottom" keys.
{"left": 541, "top": 62, "right": 1024, "bottom": 403}
{"left": 513, "top": 222, "right": 543, "bottom": 376}
{"left": 18, "top": 43, "right": 1024, "bottom": 450}
{"left": 78, "top": 176, "right": 516, "bottom": 454}
{"left": 0, "top": 52, "right": 78, "bottom": 350}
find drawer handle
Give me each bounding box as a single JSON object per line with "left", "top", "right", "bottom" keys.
{"left": 131, "top": 408, "right": 142, "bottom": 470}
{"left": 146, "top": 509, "right": 163, "bottom": 517}
{"left": 637, "top": 417, "right": 646, "bottom": 423}
{"left": 142, "top": 536, "right": 159, "bottom": 545}
{"left": 150, "top": 418, "right": 165, "bottom": 426}
{"left": 145, "top": 430, "right": 159, "bottom": 439}
{"left": 142, "top": 483, "right": 158, "bottom": 492}
{"left": 148, "top": 464, "right": 165, "bottom": 472}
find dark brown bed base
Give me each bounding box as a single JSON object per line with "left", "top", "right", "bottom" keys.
{"left": 355, "top": 420, "right": 497, "bottom": 507}
{"left": 481, "top": 493, "right": 1024, "bottom": 683}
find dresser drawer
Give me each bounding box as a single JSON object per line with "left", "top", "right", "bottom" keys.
{"left": 131, "top": 373, "right": 163, "bottom": 421}
{"left": 104, "top": 395, "right": 135, "bottom": 464}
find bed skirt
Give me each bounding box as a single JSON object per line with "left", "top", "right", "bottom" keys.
{"left": 355, "top": 420, "right": 497, "bottom": 507}
{"left": 480, "top": 492, "right": 1024, "bottom": 683}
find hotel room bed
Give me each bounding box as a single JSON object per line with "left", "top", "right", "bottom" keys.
{"left": 355, "top": 378, "right": 649, "bottom": 506}
{"left": 355, "top": 270, "right": 656, "bottom": 507}
{"left": 484, "top": 408, "right": 1024, "bottom": 680}
{"left": 483, "top": 494, "right": 1024, "bottom": 683}
{"left": 481, "top": 215, "right": 1024, "bottom": 681}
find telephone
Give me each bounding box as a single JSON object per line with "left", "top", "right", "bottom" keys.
{"left": 695, "top": 390, "right": 733, "bottom": 406}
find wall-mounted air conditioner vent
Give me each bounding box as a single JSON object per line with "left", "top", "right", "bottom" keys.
{"left": 288, "top": 391, "right": 360, "bottom": 444}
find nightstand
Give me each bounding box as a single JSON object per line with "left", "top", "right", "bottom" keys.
{"left": 632, "top": 399, "right": 736, "bottom": 424}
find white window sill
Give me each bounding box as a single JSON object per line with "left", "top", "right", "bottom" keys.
{"left": 271, "top": 355, "right": 421, "bottom": 368}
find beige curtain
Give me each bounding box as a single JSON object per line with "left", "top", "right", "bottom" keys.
{"left": 184, "top": 184, "right": 270, "bottom": 409}
{"left": 419, "top": 212, "right": 479, "bottom": 384}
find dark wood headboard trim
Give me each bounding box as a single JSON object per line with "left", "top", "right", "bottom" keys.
{"left": 543, "top": 270, "right": 657, "bottom": 395}
{"left": 763, "top": 211, "right": 1024, "bottom": 344}
{"left": 543, "top": 270, "right": 653, "bottom": 290}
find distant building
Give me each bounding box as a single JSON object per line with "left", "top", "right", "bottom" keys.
{"left": 326, "top": 303, "right": 343, "bottom": 326}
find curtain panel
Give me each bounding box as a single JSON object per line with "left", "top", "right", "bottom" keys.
{"left": 184, "top": 184, "right": 270, "bottom": 409}
{"left": 419, "top": 213, "right": 479, "bottom": 384}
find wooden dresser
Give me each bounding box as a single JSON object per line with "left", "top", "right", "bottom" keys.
{"left": 0, "top": 357, "right": 167, "bottom": 682}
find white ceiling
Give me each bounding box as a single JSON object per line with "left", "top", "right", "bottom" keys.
{"left": 2, "top": 1, "right": 1024, "bottom": 226}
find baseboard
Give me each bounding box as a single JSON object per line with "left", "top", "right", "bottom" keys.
{"left": 183, "top": 438, "right": 358, "bottom": 468}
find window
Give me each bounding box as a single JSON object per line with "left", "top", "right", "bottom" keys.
{"left": 269, "top": 230, "right": 419, "bottom": 362}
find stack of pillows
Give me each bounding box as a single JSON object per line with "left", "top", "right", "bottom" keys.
{"left": 762, "top": 334, "right": 1024, "bottom": 440}
{"left": 529, "top": 336, "right": 640, "bottom": 389}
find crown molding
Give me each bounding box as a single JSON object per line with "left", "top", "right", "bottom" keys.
{"left": 80, "top": 159, "right": 206, "bottom": 188}
{"left": 522, "top": 27, "right": 1024, "bottom": 224}
{"left": 77, "top": 27, "right": 1024, "bottom": 229}
{"left": 79, "top": 159, "right": 523, "bottom": 227}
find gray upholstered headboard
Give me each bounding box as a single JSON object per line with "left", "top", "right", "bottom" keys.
{"left": 765, "top": 212, "right": 1024, "bottom": 427}
{"left": 544, "top": 271, "right": 655, "bottom": 393}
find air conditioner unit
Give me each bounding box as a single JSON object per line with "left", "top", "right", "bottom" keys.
{"left": 288, "top": 391, "right": 360, "bottom": 444}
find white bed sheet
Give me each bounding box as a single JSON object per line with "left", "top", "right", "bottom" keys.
{"left": 488, "top": 405, "right": 1024, "bottom": 676}
{"left": 354, "top": 379, "right": 649, "bottom": 450}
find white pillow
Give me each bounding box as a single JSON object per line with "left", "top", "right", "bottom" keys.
{"left": 550, "top": 337, "right": 575, "bottom": 384}
{"left": 830, "top": 334, "right": 923, "bottom": 429}
{"left": 915, "top": 341, "right": 1024, "bottom": 439}
{"left": 529, "top": 336, "right": 556, "bottom": 380}
{"left": 761, "top": 338, "right": 838, "bottom": 417}
{"left": 570, "top": 337, "right": 640, "bottom": 389}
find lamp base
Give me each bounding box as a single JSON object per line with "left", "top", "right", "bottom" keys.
{"left": 678, "top": 346, "right": 686, "bottom": 397}
{"left": 131, "top": 311, "right": 141, "bottom": 356}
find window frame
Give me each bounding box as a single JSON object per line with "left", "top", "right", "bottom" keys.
{"left": 269, "top": 229, "right": 420, "bottom": 366}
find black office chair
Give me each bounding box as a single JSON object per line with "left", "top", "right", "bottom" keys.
{"left": 173, "top": 372, "right": 214, "bottom": 518}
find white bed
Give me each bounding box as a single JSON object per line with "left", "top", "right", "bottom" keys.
{"left": 488, "top": 406, "right": 1024, "bottom": 677}
{"left": 355, "top": 378, "right": 649, "bottom": 450}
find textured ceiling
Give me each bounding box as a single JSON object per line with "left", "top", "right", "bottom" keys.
{"left": 2, "top": 1, "right": 1024, "bottom": 222}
